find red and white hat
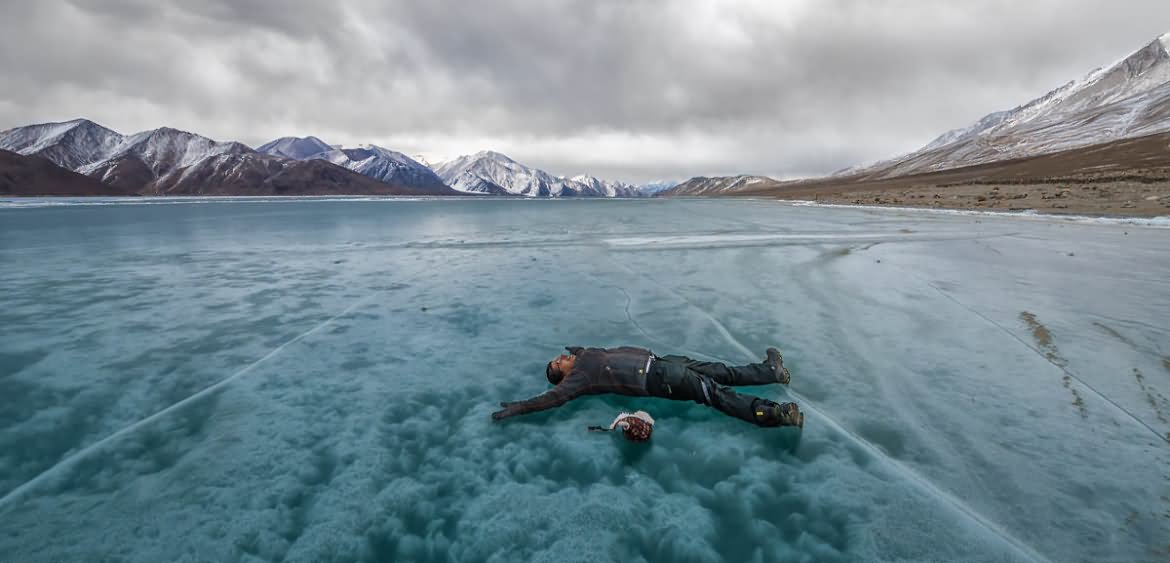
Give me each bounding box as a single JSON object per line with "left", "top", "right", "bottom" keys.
{"left": 608, "top": 411, "right": 655, "bottom": 442}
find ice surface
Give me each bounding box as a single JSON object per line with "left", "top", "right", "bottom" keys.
{"left": 1, "top": 198, "right": 1167, "bottom": 562}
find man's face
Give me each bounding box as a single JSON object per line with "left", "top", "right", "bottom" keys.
{"left": 550, "top": 354, "right": 573, "bottom": 378}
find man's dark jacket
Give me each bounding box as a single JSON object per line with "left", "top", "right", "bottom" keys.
{"left": 495, "top": 346, "right": 653, "bottom": 419}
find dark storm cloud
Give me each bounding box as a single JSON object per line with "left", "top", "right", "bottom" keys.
{"left": 2, "top": 0, "right": 1169, "bottom": 182}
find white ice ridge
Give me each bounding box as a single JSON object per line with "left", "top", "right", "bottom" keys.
{"left": 0, "top": 296, "right": 373, "bottom": 512}
{"left": 1160, "top": 31, "right": 1170, "bottom": 55}
{"left": 603, "top": 231, "right": 1013, "bottom": 250}
{"left": 610, "top": 261, "right": 1047, "bottom": 563}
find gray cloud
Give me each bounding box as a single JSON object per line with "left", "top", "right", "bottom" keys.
{"left": 2, "top": 0, "right": 1168, "bottom": 182}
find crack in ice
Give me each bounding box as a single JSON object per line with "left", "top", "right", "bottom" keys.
{"left": 588, "top": 274, "right": 711, "bottom": 361}
{"left": 0, "top": 296, "right": 374, "bottom": 512}
{"left": 911, "top": 272, "right": 1170, "bottom": 446}
{"left": 611, "top": 261, "right": 1047, "bottom": 563}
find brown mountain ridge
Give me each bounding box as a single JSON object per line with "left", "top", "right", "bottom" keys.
{"left": 0, "top": 149, "right": 134, "bottom": 196}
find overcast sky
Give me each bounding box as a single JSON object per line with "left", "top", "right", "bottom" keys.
{"left": 2, "top": 1, "right": 1168, "bottom": 183}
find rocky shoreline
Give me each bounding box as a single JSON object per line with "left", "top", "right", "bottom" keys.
{"left": 777, "top": 180, "right": 1170, "bottom": 218}
{"left": 723, "top": 131, "right": 1170, "bottom": 218}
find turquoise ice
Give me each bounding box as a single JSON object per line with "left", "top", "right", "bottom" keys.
{"left": 1, "top": 198, "right": 1167, "bottom": 562}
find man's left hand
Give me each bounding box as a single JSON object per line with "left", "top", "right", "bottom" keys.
{"left": 491, "top": 402, "right": 512, "bottom": 421}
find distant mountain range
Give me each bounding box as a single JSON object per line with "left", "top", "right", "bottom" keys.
{"left": 663, "top": 31, "right": 1170, "bottom": 198}
{"left": 0, "top": 124, "right": 660, "bottom": 198}
{"left": 663, "top": 175, "right": 774, "bottom": 196}
{"left": 6, "top": 32, "right": 1164, "bottom": 200}
{"left": 257, "top": 138, "right": 450, "bottom": 194}
{"left": 0, "top": 120, "right": 447, "bottom": 196}
{"left": 432, "top": 150, "right": 641, "bottom": 197}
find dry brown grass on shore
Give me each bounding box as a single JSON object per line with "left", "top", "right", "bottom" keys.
{"left": 717, "top": 131, "right": 1170, "bottom": 217}
{"left": 782, "top": 179, "right": 1170, "bottom": 217}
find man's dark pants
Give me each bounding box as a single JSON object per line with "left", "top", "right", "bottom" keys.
{"left": 646, "top": 354, "right": 782, "bottom": 426}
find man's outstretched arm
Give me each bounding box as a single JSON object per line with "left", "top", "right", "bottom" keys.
{"left": 492, "top": 376, "right": 588, "bottom": 421}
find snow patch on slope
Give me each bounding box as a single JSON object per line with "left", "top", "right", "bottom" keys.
{"left": 257, "top": 136, "right": 332, "bottom": 160}
{"left": 0, "top": 119, "right": 124, "bottom": 170}
{"left": 851, "top": 31, "right": 1170, "bottom": 179}
{"left": 435, "top": 151, "right": 604, "bottom": 197}
{"left": 309, "top": 145, "right": 448, "bottom": 193}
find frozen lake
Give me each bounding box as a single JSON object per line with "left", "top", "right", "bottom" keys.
{"left": 1, "top": 197, "right": 1168, "bottom": 562}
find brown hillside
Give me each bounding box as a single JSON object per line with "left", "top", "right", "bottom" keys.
{"left": 0, "top": 149, "right": 136, "bottom": 196}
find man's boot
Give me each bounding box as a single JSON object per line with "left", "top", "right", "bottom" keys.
{"left": 752, "top": 399, "right": 803, "bottom": 428}
{"left": 766, "top": 347, "right": 791, "bottom": 385}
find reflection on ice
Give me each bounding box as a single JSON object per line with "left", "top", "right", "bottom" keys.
{"left": 1, "top": 199, "right": 1167, "bottom": 562}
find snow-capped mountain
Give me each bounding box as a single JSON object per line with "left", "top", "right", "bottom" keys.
{"left": 312, "top": 145, "right": 450, "bottom": 194}
{"left": 3, "top": 120, "right": 642, "bottom": 198}
{"left": 850, "top": 31, "right": 1170, "bottom": 179}
{"left": 569, "top": 174, "right": 642, "bottom": 197}
{"left": 434, "top": 151, "right": 589, "bottom": 196}
{"left": 0, "top": 119, "right": 251, "bottom": 187}
{"left": 0, "top": 118, "right": 123, "bottom": 170}
{"left": 432, "top": 151, "right": 640, "bottom": 197}
{"left": 146, "top": 152, "right": 437, "bottom": 196}
{"left": 257, "top": 138, "right": 450, "bottom": 194}
{"left": 659, "top": 175, "right": 774, "bottom": 196}
{"left": 0, "top": 120, "right": 443, "bottom": 196}
{"left": 79, "top": 127, "right": 252, "bottom": 187}
{"left": 256, "top": 136, "right": 332, "bottom": 160}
